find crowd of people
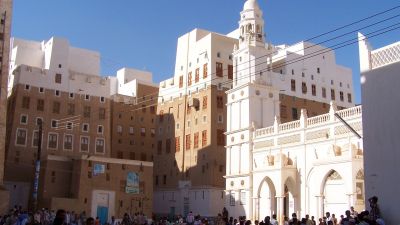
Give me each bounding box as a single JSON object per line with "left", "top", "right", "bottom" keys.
{"left": 0, "top": 196, "right": 385, "bottom": 225}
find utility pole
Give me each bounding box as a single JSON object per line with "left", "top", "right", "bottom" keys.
{"left": 32, "top": 119, "right": 43, "bottom": 211}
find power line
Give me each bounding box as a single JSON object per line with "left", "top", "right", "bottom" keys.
{"left": 124, "top": 6, "right": 400, "bottom": 105}
{"left": 13, "top": 8, "right": 400, "bottom": 128}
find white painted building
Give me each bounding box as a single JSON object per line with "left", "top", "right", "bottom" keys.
{"left": 225, "top": 103, "right": 364, "bottom": 222}
{"left": 225, "top": 0, "right": 363, "bottom": 223}
{"left": 358, "top": 33, "right": 400, "bottom": 225}
{"left": 9, "top": 37, "right": 156, "bottom": 99}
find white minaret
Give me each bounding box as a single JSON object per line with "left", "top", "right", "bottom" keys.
{"left": 225, "top": 0, "right": 280, "bottom": 220}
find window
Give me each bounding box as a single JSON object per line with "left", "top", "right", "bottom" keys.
{"left": 291, "top": 69, "right": 294, "bottom": 75}
{"left": 331, "top": 89, "right": 336, "bottom": 100}
{"left": 230, "top": 192, "right": 236, "bottom": 206}
{"left": 163, "top": 175, "right": 167, "bottom": 185}
{"left": 188, "top": 72, "right": 192, "bottom": 86}
{"left": 16, "top": 129, "right": 27, "bottom": 146}
{"left": 312, "top": 84, "right": 316, "bottom": 96}
{"left": 66, "top": 122, "right": 73, "bottom": 130}
{"left": 187, "top": 105, "right": 191, "bottom": 115}
{"left": 22, "top": 96, "right": 30, "bottom": 109}
{"left": 194, "top": 132, "right": 199, "bottom": 149}
{"left": 217, "top": 96, "right": 224, "bottom": 108}
{"left": 157, "top": 141, "right": 162, "bottom": 154}
{"left": 348, "top": 93, "right": 352, "bottom": 103}
{"left": 84, "top": 106, "right": 91, "bottom": 118}
{"left": 141, "top": 128, "right": 146, "bottom": 136}
{"left": 32, "top": 131, "right": 40, "bottom": 147}
{"left": 340, "top": 91, "right": 344, "bottom": 102}
{"left": 130, "top": 152, "right": 136, "bottom": 160}
{"left": 322, "top": 88, "right": 327, "bottom": 98}
{"left": 317, "top": 68, "right": 320, "bottom": 74}
{"left": 82, "top": 123, "right": 89, "bottom": 132}
{"left": 216, "top": 62, "right": 223, "bottom": 77}
{"left": 151, "top": 128, "right": 155, "bottom": 137}
{"left": 302, "top": 82, "right": 307, "bottom": 94}
{"left": 166, "top": 139, "right": 171, "bottom": 153}
{"left": 195, "top": 68, "right": 200, "bottom": 83}
{"left": 202, "top": 130, "right": 207, "bottom": 147}
{"left": 55, "top": 90, "right": 60, "bottom": 97}
{"left": 39, "top": 87, "right": 45, "bottom": 93}
{"left": 150, "top": 106, "right": 156, "bottom": 114}
{"left": 51, "top": 120, "right": 58, "bottom": 128}
{"left": 117, "top": 125, "right": 122, "bottom": 134}
{"left": 228, "top": 65, "right": 233, "bottom": 80}
{"left": 292, "top": 108, "right": 298, "bottom": 120}
{"left": 240, "top": 191, "right": 246, "bottom": 205}
{"left": 179, "top": 76, "right": 183, "bottom": 88}
{"left": 203, "top": 63, "right": 208, "bottom": 79}
{"left": 64, "top": 134, "right": 73, "bottom": 151}
{"left": 24, "top": 85, "right": 30, "bottom": 90}
{"left": 52, "top": 101, "right": 61, "bottom": 114}
{"left": 291, "top": 79, "right": 296, "bottom": 92}
{"left": 218, "top": 114, "right": 224, "bottom": 123}
{"left": 85, "top": 94, "right": 90, "bottom": 100}
{"left": 203, "top": 96, "right": 208, "bottom": 109}
{"left": 186, "top": 134, "right": 191, "bottom": 150}
{"left": 203, "top": 115, "right": 207, "bottom": 123}
{"left": 67, "top": 103, "right": 75, "bottom": 115}
{"left": 48, "top": 133, "right": 58, "bottom": 149}
{"left": 69, "top": 93, "right": 74, "bottom": 99}
{"left": 100, "top": 96, "right": 105, "bottom": 103}
{"left": 20, "top": 115, "right": 28, "bottom": 124}
{"left": 98, "top": 125, "right": 103, "bottom": 134}
{"left": 80, "top": 136, "right": 89, "bottom": 152}
{"left": 95, "top": 138, "right": 105, "bottom": 154}
{"left": 36, "top": 118, "right": 43, "bottom": 126}
{"left": 129, "top": 127, "right": 134, "bottom": 135}
{"left": 99, "top": 108, "right": 106, "bottom": 120}
{"left": 159, "top": 110, "right": 164, "bottom": 122}
{"left": 55, "top": 73, "right": 62, "bottom": 83}
{"left": 37, "top": 99, "right": 44, "bottom": 111}
{"left": 175, "top": 137, "right": 180, "bottom": 152}
{"left": 280, "top": 105, "right": 287, "bottom": 119}
{"left": 217, "top": 129, "right": 225, "bottom": 146}
{"left": 155, "top": 176, "right": 159, "bottom": 186}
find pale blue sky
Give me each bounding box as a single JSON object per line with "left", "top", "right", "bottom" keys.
{"left": 11, "top": 0, "right": 400, "bottom": 104}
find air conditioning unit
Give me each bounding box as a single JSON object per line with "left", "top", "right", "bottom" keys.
{"left": 188, "top": 97, "right": 199, "bottom": 109}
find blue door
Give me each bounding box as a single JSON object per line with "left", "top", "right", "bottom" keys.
{"left": 97, "top": 206, "right": 108, "bottom": 225}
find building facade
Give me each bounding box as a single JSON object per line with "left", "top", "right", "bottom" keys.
{"left": 5, "top": 37, "right": 157, "bottom": 220}
{"left": 154, "top": 0, "right": 356, "bottom": 218}
{"left": 225, "top": 103, "right": 364, "bottom": 222}
{"left": 0, "top": 0, "right": 13, "bottom": 214}
{"left": 153, "top": 29, "right": 237, "bottom": 217}
{"left": 225, "top": 0, "right": 362, "bottom": 223}
{"left": 358, "top": 33, "right": 400, "bottom": 224}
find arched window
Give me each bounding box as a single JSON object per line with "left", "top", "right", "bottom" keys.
{"left": 256, "top": 25, "right": 260, "bottom": 33}
{"left": 247, "top": 23, "right": 252, "bottom": 32}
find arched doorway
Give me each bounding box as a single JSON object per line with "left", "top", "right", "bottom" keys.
{"left": 284, "top": 177, "right": 297, "bottom": 218}
{"left": 323, "top": 170, "right": 347, "bottom": 216}
{"left": 257, "top": 177, "right": 276, "bottom": 220}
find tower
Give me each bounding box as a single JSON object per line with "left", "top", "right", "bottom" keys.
{"left": 225, "top": 0, "right": 280, "bottom": 219}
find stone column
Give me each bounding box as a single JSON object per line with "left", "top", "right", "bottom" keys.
{"left": 276, "top": 195, "right": 285, "bottom": 225}
{"left": 315, "top": 195, "right": 324, "bottom": 219}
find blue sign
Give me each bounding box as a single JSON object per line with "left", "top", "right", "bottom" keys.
{"left": 125, "top": 172, "right": 139, "bottom": 194}
{"left": 93, "top": 164, "right": 105, "bottom": 176}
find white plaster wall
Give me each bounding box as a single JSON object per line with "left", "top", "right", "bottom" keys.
{"left": 361, "top": 62, "right": 400, "bottom": 225}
